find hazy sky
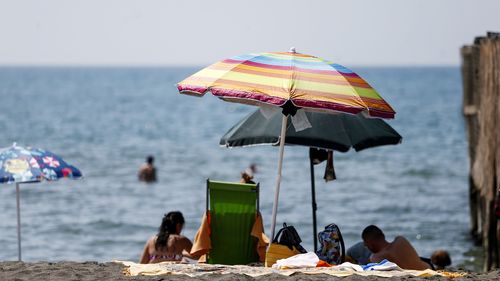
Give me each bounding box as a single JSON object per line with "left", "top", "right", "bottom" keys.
{"left": 1, "top": 0, "right": 499, "bottom": 66}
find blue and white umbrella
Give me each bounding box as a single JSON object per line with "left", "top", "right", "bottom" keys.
{"left": 0, "top": 143, "right": 82, "bottom": 261}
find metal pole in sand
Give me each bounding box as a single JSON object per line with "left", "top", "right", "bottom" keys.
{"left": 270, "top": 114, "right": 288, "bottom": 241}
{"left": 16, "top": 183, "right": 21, "bottom": 261}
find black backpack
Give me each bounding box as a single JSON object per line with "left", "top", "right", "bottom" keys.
{"left": 273, "top": 223, "right": 307, "bottom": 253}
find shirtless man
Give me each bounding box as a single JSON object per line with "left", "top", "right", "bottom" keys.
{"left": 138, "top": 155, "right": 157, "bottom": 183}
{"left": 361, "top": 225, "right": 430, "bottom": 270}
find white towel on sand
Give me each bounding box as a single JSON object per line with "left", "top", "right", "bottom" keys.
{"left": 272, "top": 252, "right": 319, "bottom": 269}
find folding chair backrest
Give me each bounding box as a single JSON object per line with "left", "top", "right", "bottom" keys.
{"left": 206, "top": 179, "right": 259, "bottom": 265}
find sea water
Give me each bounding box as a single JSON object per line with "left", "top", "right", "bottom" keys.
{"left": 0, "top": 67, "right": 478, "bottom": 269}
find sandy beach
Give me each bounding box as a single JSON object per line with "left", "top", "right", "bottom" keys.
{"left": 0, "top": 261, "right": 499, "bottom": 281}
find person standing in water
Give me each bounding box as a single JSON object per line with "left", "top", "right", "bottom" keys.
{"left": 138, "top": 155, "right": 157, "bottom": 183}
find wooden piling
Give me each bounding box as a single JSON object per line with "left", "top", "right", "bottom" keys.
{"left": 461, "top": 32, "right": 500, "bottom": 271}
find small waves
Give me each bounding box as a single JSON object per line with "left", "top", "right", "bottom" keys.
{"left": 401, "top": 168, "right": 439, "bottom": 179}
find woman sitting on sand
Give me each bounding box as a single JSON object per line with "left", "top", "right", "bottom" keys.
{"left": 140, "top": 211, "right": 193, "bottom": 263}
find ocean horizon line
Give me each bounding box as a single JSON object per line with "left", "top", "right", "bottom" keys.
{"left": 0, "top": 63, "right": 460, "bottom": 69}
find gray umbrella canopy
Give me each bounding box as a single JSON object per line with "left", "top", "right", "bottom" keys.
{"left": 220, "top": 109, "right": 402, "bottom": 151}
{"left": 220, "top": 109, "right": 402, "bottom": 252}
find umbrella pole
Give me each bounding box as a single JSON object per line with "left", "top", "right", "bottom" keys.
{"left": 309, "top": 152, "right": 318, "bottom": 253}
{"left": 16, "top": 183, "right": 21, "bottom": 261}
{"left": 270, "top": 114, "right": 288, "bottom": 242}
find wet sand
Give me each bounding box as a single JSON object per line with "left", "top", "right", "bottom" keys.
{"left": 0, "top": 261, "right": 499, "bottom": 281}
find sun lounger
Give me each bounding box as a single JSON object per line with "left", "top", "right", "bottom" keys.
{"left": 190, "top": 179, "right": 268, "bottom": 264}
{"left": 205, "top": 179, "right": 260, "bottom": 265}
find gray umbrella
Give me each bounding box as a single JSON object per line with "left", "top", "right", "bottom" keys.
{"left": 220, "top": 109, "right": 402, "bottom": 251}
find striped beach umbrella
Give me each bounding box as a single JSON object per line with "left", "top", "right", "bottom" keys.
{"left": 177, "top": 48, "right": 395, "bottom": 240}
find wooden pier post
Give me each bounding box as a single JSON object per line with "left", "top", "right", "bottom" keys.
{"left": 461, "top": 32, "right": 500, "bottom": 271}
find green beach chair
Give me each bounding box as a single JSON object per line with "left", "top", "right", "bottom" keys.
{"left": 206, "top": 179, "right": 260, "bottom": 265}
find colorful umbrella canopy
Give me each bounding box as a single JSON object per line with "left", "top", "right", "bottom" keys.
{"left": 0, "top": 143, "right": 82, "bottom": 261}
{"left": 0, "top": 144, "right": 82, "bottom": 183}
{"left": 178, "top": 49, "right": 396, "bottom": 241}
{"left": 220, "top": 109, "right": 402, "bottom": 251}
{"left": 178, "top": 48, "right": 395, "bottom": 118}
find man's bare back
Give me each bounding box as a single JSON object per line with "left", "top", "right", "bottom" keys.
{"left": 370, "top": 236, "right": 430, "bottom": 270}
{"left": 138, "top": 164, "right": 156, "bottom": 182}
{"left": 362, "top": 225, "right": 430, "bottom": 270}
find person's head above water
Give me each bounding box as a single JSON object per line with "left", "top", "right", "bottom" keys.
{"left": 241, "top": 168, "right": 254, "bottom": 183}
{"left": 362, "top": 225, "right": 387, "bottom": 253}
{"left": 147, "top": 155, "right": 154, "bottom": 165}
{"left": 155, "top": 211, "right": 185, "bottom": 250}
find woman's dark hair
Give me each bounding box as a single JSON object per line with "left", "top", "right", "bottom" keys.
{"left": 155, "top": 211, "right": 185, "bottom": 251}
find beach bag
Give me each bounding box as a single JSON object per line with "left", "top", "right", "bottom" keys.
{"left": 316, "top": 223, "right": 345, "bottom": 265}
{"left": 265, "top": 223, "right": 307, "bottom": 267}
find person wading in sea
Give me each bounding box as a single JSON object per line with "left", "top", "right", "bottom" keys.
{"left": 138, "top": 155, "right": 157, "bottom": 183}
